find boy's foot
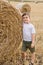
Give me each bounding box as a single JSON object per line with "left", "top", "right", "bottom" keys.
{"left": 29, "top": 62, "right": 34, "bottom": 65}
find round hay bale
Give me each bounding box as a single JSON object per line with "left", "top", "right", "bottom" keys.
{"left": 0, "top": 0, "right": 22, "bottom": 64}
{"left": 21, "top": 4, "right": 31, "bottom": 13}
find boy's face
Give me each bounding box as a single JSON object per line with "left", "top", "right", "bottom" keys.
{"left": 22, "top": 15, "right": 30, "bottom": 23}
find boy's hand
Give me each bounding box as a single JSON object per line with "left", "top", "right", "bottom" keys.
{"left": 31, "top": 43, "right": 35, "bottom": 48}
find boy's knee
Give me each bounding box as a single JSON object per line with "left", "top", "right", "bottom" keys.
{"left": 31, "top": 52, "right": 35, "bottom": 56}
{"left": 32, "top": 52, "right": 35, "bottom": 54}
{"left": 21, "top": 52, "right": 27, "bottom": 58}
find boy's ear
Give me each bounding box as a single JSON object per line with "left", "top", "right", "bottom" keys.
{"left": 20, "top": 4, "right": 31, "bottom": 13}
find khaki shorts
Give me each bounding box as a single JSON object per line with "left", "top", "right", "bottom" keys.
{"left": 22, "top": 40, "right": 35, "bottom": 53}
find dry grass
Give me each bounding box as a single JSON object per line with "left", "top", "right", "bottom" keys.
{"left": 0, "top": 0, "right": 22, "bottom": 65}
{"left": 0, "top": 1, "right": 43, "bottom": 65}
{"left": 21, "top": 4, "right": 31, "bottom": 13}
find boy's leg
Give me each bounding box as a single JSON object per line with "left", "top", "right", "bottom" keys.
{"left": 21, "top": 41, "right": 27, "bottom": 60}
{"left": 29, "top": 44, "right": 35, "bottom": 65}
{"left": 21, "top": 51, "right": 27, "bottom": 60}
{"left": 21, "top": 41, "right": 27, "bottom": 65}
{"left": 31, "top": 52, "right": 35, "bottom": 64}
{"left": 21, "top": 51, "right": 27, "bottom": 65}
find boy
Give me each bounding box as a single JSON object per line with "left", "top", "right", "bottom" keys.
{"left": 21, "top": 12, "right": 36, "bottom": 65}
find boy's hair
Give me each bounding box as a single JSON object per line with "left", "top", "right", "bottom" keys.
{"left": 22, "top": 12, "right": 30, "bottom": 18}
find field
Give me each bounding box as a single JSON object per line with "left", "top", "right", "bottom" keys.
{"left": 0, "top": 0, "right": 43, "bottom": 65}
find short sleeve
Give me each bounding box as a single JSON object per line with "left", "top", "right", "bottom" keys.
{"left": 31, "top": 25, "right": 36, "bottom": 34}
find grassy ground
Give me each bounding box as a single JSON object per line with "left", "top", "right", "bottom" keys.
{"left": 0, "top": 1, "right": 43, "bottom": 65}
{"left": 13, "top": 2, "right": 43, "bottom": 65}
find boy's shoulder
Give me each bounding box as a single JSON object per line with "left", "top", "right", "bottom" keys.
{"left": 29, "top": 23, "right": 34, "bottom": 27}
{"left": 23, "top": 23, "right": 35, "bottom": 28}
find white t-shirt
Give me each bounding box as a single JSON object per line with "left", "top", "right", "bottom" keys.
{"left": 23, "top": 22, "right": 36, "bottom": 41}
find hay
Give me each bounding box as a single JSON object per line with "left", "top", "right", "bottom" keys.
{"left": 21, "top": 4, "right": 31, "bottom": 13}
{"left": 0, "top": 0, "right": 22, "bottom": 65}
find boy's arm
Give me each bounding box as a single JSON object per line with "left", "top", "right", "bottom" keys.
{"left": 31, "top": 25, "right": 36, "bottom": 48}
{"left": 31, "top": 34, "right": 36, "bottom": 48}
{"left": 32, "top": 34, "right": 35, "bottom": 44}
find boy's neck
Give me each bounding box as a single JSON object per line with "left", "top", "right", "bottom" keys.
{"left": 24, "top": 22, "right": 30, "bottom": 24}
